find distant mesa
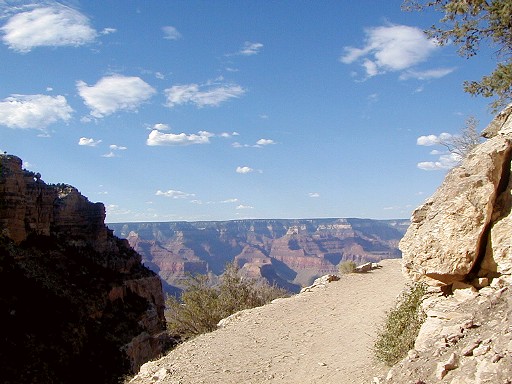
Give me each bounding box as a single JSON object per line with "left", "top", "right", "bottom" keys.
{"left": 109, "top": 217, "right": 409, "bottom": 294}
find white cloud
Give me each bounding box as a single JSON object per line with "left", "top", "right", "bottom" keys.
{"left": 233, "top": 138, "right": 275, "bottom": 148}
{"left": 156, "top": 189, "right": 195, "bottom": 199}
{"left": 416, "top": 132, "right": 462, "bottom": 171}
{"left": 0, "top": 94, "right": 72, "bottom": 129}
{"left": 1, "top": 4, "right": 97, "bottom": 52}
{"left": 416, "top": 133, "right": 452, "bottom": 146}
{"left": 221, "top": 198, "right": 239, "bottom": 203}
{"left": 164, "top": 82, "right": 245, "bottom": 108}
{"left": 100, "top": 28, "right": 117, "bottom": 35}
{"left": 340, "top": 24, "right": 439, "bottom": 78}
{"left": 101, "top": 152, "right": 116, "bottom": 158}
{"left": 78, "top": 137, "right": 102, "bottom": 146}
{"left": 153, "top": 123, "right": 170, "bottom": 131}
{"left": 256, "top": 138, "right": 275, "bottom": 146}
{"left": 220, "top": 131, "right": 240, "bottom": 138}
{"left": 162, "top": 26, "right": 181, "bottom": 40}
{"left": 77, "top": 75, "right": 156, "bottom": 118}
{"left": 239, "top": 41, "right": 263, "bottom": 55}
{"left": 236, "top": 204, "right": 254, "bottom": 210}
{"left": 399, "top": 67, "right": 456, "bottom": 80}
{"left": 417, "top": 153, "right": 461, "bottom": 171}
{"left": 236, "top": 166, "right": 254, "bottom": 174}
{"left": 308, "top": 192, "right": 320, "bottom": 198}
{"left": 109, "top": 144, "right": 127, "bottom": 150}
{"left": 146, "top": 129, "right": 214, "bottom": 146}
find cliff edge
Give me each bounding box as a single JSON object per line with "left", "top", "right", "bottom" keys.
{"left": 0, "top": 154, "right": 172, "bottom": 384}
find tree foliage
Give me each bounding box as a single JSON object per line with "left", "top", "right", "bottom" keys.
{"left": 165, "top": 262, "right": 287, "bottom": 339}
{"left": 403, "top": 0, "right": 512, "bottom": 110}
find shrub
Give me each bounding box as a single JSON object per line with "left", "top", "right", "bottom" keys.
{"left": 374, "top": 282, "right": 428, "bottom": 366}
{"left": 338, "top": 260, "right": 357, "bottom": 274}
{"left": 166, "top": 262, "right": 287, "bottom": 339}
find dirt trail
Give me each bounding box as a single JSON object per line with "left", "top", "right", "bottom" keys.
{"left": 130, "top": 259, "right": 407, "bottom": 384}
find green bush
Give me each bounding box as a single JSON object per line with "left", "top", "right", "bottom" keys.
{"left": 374, "top": 283, "right": 428, "bottom": 366}
{"left": 166, "top": 262, "right": 287, "bottom": 339}
{"left": 338, "top": 260, "right": 357, "bottom": 274}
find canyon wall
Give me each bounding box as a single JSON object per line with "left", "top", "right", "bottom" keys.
{"left": 109, "top": 218, "right": 408, "bottom": 292}
{"left": 0, "top": 154, "right": 172, "bottom": 384}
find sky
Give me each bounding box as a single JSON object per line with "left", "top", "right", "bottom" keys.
{"left": 0, "top": 0, "right": 499, "bottom": 223}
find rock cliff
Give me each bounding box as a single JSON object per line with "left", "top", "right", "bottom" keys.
{"left": 401, "top": 105, "right": 512, "bottom": 286}
{"left": 387, "top": 106, "right": 512, "bottom": 383}
{"left": 0, "top": 154, "right": 172, "bottom": 384}
{"left": 109, "top": 218, "right": 408, "bottom": 293}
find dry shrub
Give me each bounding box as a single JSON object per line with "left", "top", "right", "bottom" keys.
{"left": 338, "top": 260, "right": 357, "bottom": 274}
{"left": 374, "top": 283, "right": 427, "bottom": 366}
{"left": 166, "top": 262, "right": 287, "bottom": 339}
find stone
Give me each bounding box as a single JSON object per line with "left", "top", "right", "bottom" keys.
{"left": 462, "top": 340, "right": 482, "bottom": 356}
{"left": 472, "top": 344, "right": 491, "bottom": 357}
{"left": 472, "top": 277, "right": 490, "bottom": 288}
{"left": 400, "top": 107, "right": 512, "bottom": 285}
{"left": 453, "top": 287, "right": 479, "bottom": 303}
{"left": 355, "top": 262, "right": 373, "bottom": 273}
{"left": 299, "top": 274, "right": 341, "bottom": 293}
{"left": 436, "top": 353, "right": 459, "bottom": 380}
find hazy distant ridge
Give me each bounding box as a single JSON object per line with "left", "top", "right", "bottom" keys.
{"left": 109, "top": 218, "right": 409, "bottom": 292}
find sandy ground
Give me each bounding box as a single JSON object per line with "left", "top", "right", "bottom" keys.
{"left": 130, "top": 259, "right": 407, "bottom": 384}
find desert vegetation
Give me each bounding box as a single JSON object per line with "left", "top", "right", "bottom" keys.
{"left": 373, "top": 282, "right": 428, "bottom": 366}
{"left": 165, "top": 262, "right": 287, "bottom": 339}
{"left": 338, "top": 260, "right": 357, "bottom": 274}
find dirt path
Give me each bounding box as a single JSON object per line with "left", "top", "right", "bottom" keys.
{"left": 130, "top": 259, "right": 407, "bottom": 384}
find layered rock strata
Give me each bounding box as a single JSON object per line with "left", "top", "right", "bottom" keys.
{"left": 110, "top": 218, "right": 408, "bottom": 292}
{"left": 0, "top": 154, "right": 172, "bottom": 384}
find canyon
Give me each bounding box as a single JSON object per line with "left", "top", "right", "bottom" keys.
{"left": 131, "top": 105, "right": 512, "bottom": 384}
{"left": 109, "top": 218, "right": 408, "bottom": 293}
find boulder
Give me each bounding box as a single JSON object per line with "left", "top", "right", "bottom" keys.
{"left": 400, "top": 104, "right": 512, "bottom": 285}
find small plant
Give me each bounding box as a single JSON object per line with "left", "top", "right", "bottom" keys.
{"left": 166, "top": 262, "right": 287, "bottom": 339}
{"left": 338, "top": 260, "right": 357, "bottom": 274}
{"left": 374, "top": 282, "right": 428, "bottom": 366}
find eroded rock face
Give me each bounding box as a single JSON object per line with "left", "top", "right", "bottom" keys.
{"left": 400, "top": 104, "right": 512, "bottom": 285}
{"left": 0, "top": 154, "right": 172, "bottom": 384}
{"left": 384, "top": 281, "right": 512, "bottom": 384}
{"left": 110, "top": 218, "right": 408, "bottom": 292}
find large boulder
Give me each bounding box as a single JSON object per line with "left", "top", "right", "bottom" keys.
{"left": 400, "top": 105, "right": 512, "bottom": 285}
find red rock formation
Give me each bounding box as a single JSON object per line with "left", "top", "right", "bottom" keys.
{"left": 0, "top": 154, "right": 172, "bottom": 383}
{"left": 111, "top": 218, "right": 406, "bottom": 293}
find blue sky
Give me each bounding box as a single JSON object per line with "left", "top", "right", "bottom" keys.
{"left": 0, "top": 0, "right": 497, "bottom": 222}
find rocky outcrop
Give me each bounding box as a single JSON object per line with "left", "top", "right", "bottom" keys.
{"left": 401, "top": 104, "right": 512, "bottom": 286}
{"left": 387, "top": 106, "right": 512, "bottom": 383}
{"left": 383, "top": 278, "right": 512, "bottom": 383}
{"left": 0, "top": 154, "right": 172, "bottom": 384}
{"left": 109, "top": 218, "right": 407, "bottom": 292}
